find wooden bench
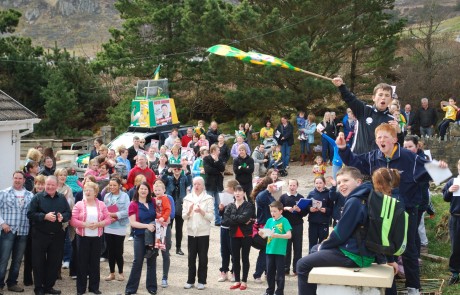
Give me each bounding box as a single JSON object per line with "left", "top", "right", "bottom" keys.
{"left": 308, "top": 264, "right": 394, "bottom": 295}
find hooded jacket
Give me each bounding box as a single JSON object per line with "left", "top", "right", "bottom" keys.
{"left": 321, "top": 182, "right": 375, "bottom": 258}
{"left": 182, "top": 190, "right": 214, "bottom": 237}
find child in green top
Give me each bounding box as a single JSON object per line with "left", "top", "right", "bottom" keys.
{"left": 259, "top": 201, "right": 292, "bottom": 295}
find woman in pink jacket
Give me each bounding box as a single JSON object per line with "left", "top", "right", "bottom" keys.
{"left": 71, "top": 182, "right": 112, "bottom": 295}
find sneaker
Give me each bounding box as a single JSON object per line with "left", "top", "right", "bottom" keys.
{"left": 128, "top": 236, "right": 134, "bottom": 241}
{"left": 8, "top": 284, "right": 24, "bottom": 292}
{"left": 71, "top": 276, "right": 77, "bottom": 280}
{"left": 99, "top": 257, "right": 106, "bottom": 262}
{"left": 254, "top": 277, "right": 263, "bottom": 284}
{"left": 176, "top": 249, "right": 184, "bottom": 255}
{"left": 217, "top": 272, "right": 227, "bottom": 282}
{"left": 230, "top": 274, "right": 236, "bottom": 282}
{"left": 161, "top": 279, "right": 168, "bottom": 288}
{"left": 196, "top": 283, "right": 205, "bottom": 290}
{"left": 62, "top": 261, "right": 69, "bottom": 269}
{"left": 407, "top": 287, "right": 420, "bottom": 295}
{"left": 184, "top": 283, "right": 194, "bottom": 289}
{"left": 448, "top": 274, "right": 460, "bottom": 286}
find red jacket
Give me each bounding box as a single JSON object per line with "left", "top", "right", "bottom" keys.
{"left": 126, "top": 165, "right": 157, "bottom": 189}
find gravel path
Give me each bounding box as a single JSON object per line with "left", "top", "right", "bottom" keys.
{"left": 19, "top": 162, "right": 333, "bottom": 295}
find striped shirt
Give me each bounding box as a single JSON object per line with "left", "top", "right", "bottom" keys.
{"left": 0, "top": 187, "right": 34, "bottom": 235}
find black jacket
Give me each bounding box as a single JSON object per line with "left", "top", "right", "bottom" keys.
{"left": 339, "top": 85, "right": 402, "bottom": 154}
{"left": 27, "top": 191, "right": 71, "bottom": 235}
{"left": 233, "top": 155, "right": 254, "bottom": 186}
{"left": 203, "top": 155, "right": 225, "bottom": 192}
{"left": 275, "top": 122, "right": 294, "bottom": 146}
{"left": 222, "top": 201, "right": 255, "bottom": 237}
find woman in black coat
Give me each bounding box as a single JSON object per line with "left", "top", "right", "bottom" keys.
{"left": 222, "top": 185, "right": 255, "bottom": 290}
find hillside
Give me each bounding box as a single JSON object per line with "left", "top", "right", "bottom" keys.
{"left": 0, "top": 0, "right": 122, "bottom": 56}
{"left": 1, "top": 0, "right": 459, "bottom": 57}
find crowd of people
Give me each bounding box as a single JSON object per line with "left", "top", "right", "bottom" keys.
{"left": 1, "top": 78, "right": 459, "bottom": 295}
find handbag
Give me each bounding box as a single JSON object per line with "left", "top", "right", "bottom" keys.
{"left": 251, "top": 222, "right": 267, "bottom": 250}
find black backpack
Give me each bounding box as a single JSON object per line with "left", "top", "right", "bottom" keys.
{"left": 356, "top": 190, "right": 408, "bottom": 256}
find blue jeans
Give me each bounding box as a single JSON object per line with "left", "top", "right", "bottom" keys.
{"left": 208, "top": 191, "right": 221, "bottom": 225}
{"left": 299, "top": 141, "right": 310, "bottom": 155}
{"left": 419, "top": 127, "right": 433, "bottom": 137}
{"left": 125, "top": 235, "right": 157, "bottom": 294}
{"left": 321, "top": 137, "right": 333, "bottom": 162}
{"left": 0, "top": 232, "right": 27, "bottom": 288}
{"left": 281, "top": 143, "right": 291, "bottom": 168}
{"left": 253, "top": 249, "right": 266, "bottom": 279}
{"left": 332, "top": 164, "right": 341, "bottom": 180}
{"left": 220, "top": 227, "right": 232, "bottom": 273}
{"left": 161, "top": 225, "right": 172, "bottom": 280}
{"left": 63, "top": 227, "right": 72, "bottom": 263}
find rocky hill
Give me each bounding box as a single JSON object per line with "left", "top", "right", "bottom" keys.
{"left": 0, "top": 0, "right": 122, "bottom": 56}
{"left": 1, "top": 0, "right": 458, "bottom": 57}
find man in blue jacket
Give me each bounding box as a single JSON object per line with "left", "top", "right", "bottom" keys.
{"left": 336, "top": 123, "right": 448, "bottom": 295}
{"left": 297, "top": 167, "right": 395, "bottom": 295}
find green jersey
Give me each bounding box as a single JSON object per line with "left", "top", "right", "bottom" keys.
{"left": 265, "top": 216, "right": 292, "bottom": 256}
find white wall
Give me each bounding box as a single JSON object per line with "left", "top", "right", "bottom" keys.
{"left": 0, "top": 130, "right": 19, "bottom": 190}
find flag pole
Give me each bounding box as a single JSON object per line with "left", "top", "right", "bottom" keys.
{"left": 298, "top": 69, "right": 333, "bottom": 81}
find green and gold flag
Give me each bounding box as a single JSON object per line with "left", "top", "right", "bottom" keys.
{"left": 207, "top": 44, "right": 331, "bottom": 81}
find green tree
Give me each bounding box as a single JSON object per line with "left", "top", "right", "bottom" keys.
{"left": 0, "top": 9, "right": 21, "bottom": 34}
{"left": 40, "top": 69, "right": 83, "bottom": 137}
{"left": 96, "top": 0, "right": 405, "bottom": 122}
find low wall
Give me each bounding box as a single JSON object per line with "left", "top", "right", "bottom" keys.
{"left": 423, "top": 137, "right": 460, "bottom": 173}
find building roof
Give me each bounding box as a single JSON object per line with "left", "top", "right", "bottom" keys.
{"left": 0, "top": 90, "right": 38, "bottom": 121}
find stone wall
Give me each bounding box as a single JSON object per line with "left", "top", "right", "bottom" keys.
{"left": 422, "top": 136, "right": 460, "bottom": 174}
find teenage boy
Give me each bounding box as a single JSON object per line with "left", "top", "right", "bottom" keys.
{"left": 331, "top": 77, "right": 402, "bottom": 154}
{"left": 260, "top": 201, "right": 292, "bottom": 295}
{"left": 297, "top": 167, "right": 394, "bottom": 295}
{"left": 442, "top": 159, "right": 460, "bottom": 285}
{"left": 336, "top": 124, "right": 448, "bottom": 294}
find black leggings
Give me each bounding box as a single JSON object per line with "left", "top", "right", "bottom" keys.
{"left": 105, "top": 233, "right": 125, "bottom": 274}
{"left": 231, "top": 236, "right": 252, "bottom": 283}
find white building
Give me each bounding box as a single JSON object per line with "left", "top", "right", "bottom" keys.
{"left": 0, "top": 90, "right": 40, "bottom": 189}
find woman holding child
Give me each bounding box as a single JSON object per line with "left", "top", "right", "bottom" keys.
{"left": 125, "top": 182, "right": 158, "bottom": 295}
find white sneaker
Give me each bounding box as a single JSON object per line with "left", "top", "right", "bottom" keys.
{"left": 128, "top": 236, "right": 134, "bottom": 241}
{"left": 161, "top": 279, "right": 168, "bottom": 288}
{"left": 217, "top": 272, "right": 227, "bottom": 282}
{"left": 184, "top": 283, "right": 194, "bottom": 289}
{"left": 196, "top": 283, "right": 205, "bottom": 290}
{"left": 62, "top": 261, "right": 69, "bottom": 269}
{"left": 407, "top": 287, "right": 420, "bottom": 295}
{"left": 230, "top": 274, "right": 236, "bottom": 282}
{"left": 254, "top": 277, "right": 263, "bottom": 284}
{"left": 100, "top": 257, "right": 106, "bottom": 262}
